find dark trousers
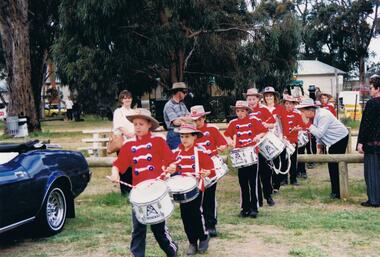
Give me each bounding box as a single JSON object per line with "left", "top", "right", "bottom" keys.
{"left": 238, "top": 164, "right": 259, "bottom": 212}
{"left": 131, "top": 211, "right": 177, "bottom": 257}
{"left": 283, "top": 145, "right": 298, "bottom": 183}
{"left": 117, "top": 149, "right": 132, "bottom": 195}
{"left": 257, "top": 154, "right": 273, "bottom": 204}
{"left": 180, "top": 192, "right": 208, "bottom": 244}
{"left": 166, "top": 130, "right": 181, "bottom": 150}
{"left": 272, "top": 149, "right": 287, "bottom": 190}
{"left": 328, "top": 135, "right": 349, "bottom": 197}
{"left": 202, "top": 183, "right": 217, "bottom": 229}
{"left": 120, "top": 167, "right": 132, "bottom": 195}
{"left": 297, "top": 145, "right": 307, "bottom": 175}
{"left": 307, "top": 134, "right": 317, "bottom": 155}
{"left": 66, "top": 109, "right": 73, "bottom": 120}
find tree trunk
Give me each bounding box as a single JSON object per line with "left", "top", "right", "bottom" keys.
{"left": 359, "top": 56, "right": 365, "bottom": 84}
{"left": 0, "top": 0, "right": 38, "bottom": 133}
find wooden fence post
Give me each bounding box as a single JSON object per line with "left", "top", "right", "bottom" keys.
{"left": 339, "top": 161, "right": 349, "bottom": 199}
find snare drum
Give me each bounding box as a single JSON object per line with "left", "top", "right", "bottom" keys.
{"left": 298, "top": 131, "right": 309, "bottom": 147}
{"left": 167, "top": 175, "right": 199, "bottom": 203}
{"left": 204, "top": 155, "right": 229, "bottom": 188}
{"left": 229, "top": 146, "right": 258, "bottom": 168}
{"left": 258, "top": 132, "right": 285, "bottom": 160}
{"left": 283, "top": 139, "right": 295, "bottom": 156}
{"left": 129, "top": 179, "right": 174, "bottom": 225}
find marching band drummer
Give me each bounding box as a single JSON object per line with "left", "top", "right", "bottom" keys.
{"left": 109, "top": 108, "right": 178, "bottom": 257}
{"left": 244, "top": 88, "right": 276, "bottom": 207}
{"left": 318, "top": 92, "right": 337, "bottom": 117}
{"left": 261, "top": 86, "right": 288, "bottom": 191}
{"left": 190, "top": 105, "right": 228, "bottom": 238}
{"left": 224, "top": 100, "right": 268, "bottom": 218}
{"left": 173, "top": 122, "right": 216, "bottom": 255}
{"left": 281, "top": 95, "right": 308, "bottom": 186}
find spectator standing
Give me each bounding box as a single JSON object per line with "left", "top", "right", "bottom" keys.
{"left": 113, "top": 90, "right": 135, "bottom": 195}
{"left": 65, "top": 97, "right": 73, "bottom": 120}
{"left": 357, "top": 75, "right": 380, "bottom": 207}
{"left": 163, "top": 82, "right": 190, "bottom": 149}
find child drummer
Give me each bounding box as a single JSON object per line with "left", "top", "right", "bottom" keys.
{"left": 224, "top": 100, "right": 268, "bottom": 218}
{"left": 190, "top": 105, "right": 228, "bottom": 238}
{"left": 109, "top": 108, "right": 178, "bottom": 257}
{"left": 173, "top": 122, "right": 216, "bottom": 255}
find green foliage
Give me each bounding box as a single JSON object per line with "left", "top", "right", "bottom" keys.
{"left": 297, "top": 0, "right": 379, "bottom": 78}
{"left": 340, "top": 117, "right": 361, "bottom": 129}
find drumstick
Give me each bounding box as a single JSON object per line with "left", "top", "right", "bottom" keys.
{"left": 106, "top": 176, "right": 135, "bottom": 188}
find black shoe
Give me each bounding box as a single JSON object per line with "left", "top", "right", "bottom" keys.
{"left": 290, "top": 181, "right": 299, "bottom": 186}
{"left": 280, "top": 180, "right": 288, "bottom": 186}
{"left": 266, "top": 196, "right": 275, "bottom": 206}
{"left": 198, "top": 236, "right": 209, "bottom": 254}
{"left": 239, "top": 210, "right": 249, "bottom": 217}
{"left": 301, "top": 173, "right": 308, "bottom": 179}
{"left": 361, "top": 201, "right": 380, "bottom": 207}
{"left": 208, "top": 227, "right": 217, "bottom": 237}
{"left": 249, "top": 209, "right": 258, "bottom": 218}
{"left": 330, "top": 193, "right": 340, "bottom": 199}
{"left": 186, "top": 244, "right": 197, "bottom": 255}
{"left": 273, "top": 189, "right": 279, "bottom": 194}
{"left": 259, "top": 201, "right": 263, "bottom": 207}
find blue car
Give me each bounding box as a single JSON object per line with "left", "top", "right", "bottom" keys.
{"left": 0, "top": 140, "right": 91, "bottom": 236}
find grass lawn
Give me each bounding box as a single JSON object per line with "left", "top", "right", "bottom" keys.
{"left": 0, "top": 119, "right": 379, "bottom": 257}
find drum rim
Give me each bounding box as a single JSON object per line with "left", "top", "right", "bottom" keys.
{"left": 130, "top": 179, "right": 170, "bottom": 205}
{"left": 172, "top": 187, "right": 199, "bottom": 203}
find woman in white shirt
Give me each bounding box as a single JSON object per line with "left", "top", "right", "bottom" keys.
{"left": 113, "top": 90, "right": 135, "bottom": 195}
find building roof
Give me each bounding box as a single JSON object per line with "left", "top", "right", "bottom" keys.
{"left": 297, "top": 60, "right": 346, "bottom": 76}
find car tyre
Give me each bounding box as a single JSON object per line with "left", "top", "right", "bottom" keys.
{"left": 37, "top": 186, "right": 67, "bottom": 235}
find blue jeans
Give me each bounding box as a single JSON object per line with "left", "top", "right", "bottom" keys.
{"left": 166, "top": 130, "right": 181, "bottom": 150}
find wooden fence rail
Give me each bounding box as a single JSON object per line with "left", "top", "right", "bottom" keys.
{"left": 86, "top": 153, "right": 363, "bottom": 199}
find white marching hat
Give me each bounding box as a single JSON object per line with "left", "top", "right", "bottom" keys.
{"left": 126, "top": 108, "right": 160, "bottom": 130}
{"left": 243, "top": 88, "right": 262, "bottom": 98}
{"left": 294, "top": 98, "right": 320, "bottom": 109}
{"left": 231, "top": 100, "right": 252, "bottom": 112}
{"left": 174, "top": 123, "right": 203, "bottom": 138}
{"left": 189, "top": 105, "right": 211, "bottom": 120}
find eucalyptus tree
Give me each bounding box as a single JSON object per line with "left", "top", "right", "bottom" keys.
{"left": 53, "top": 0, "right": 251, "bottom": 112}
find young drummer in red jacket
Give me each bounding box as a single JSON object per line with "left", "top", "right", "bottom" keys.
{"left": 189, "top": 105, "right": 227, "bottom": 238}
{"left": 173, "top": 123, "right": 216, "bottom": 256}
{"left": 109, "top": 108, "right": 178, "bottom": 257}
{"left": 280, "top": 95, "right": 308, "bottom": 186}
{"left": 224, "top": 100, "right": 268, "bottom": 218}
{"left": 245, "top": 88, "right": 276, "bottom": 207}
{"left": 318, "top": 92, "right": 337, "bottom": 117}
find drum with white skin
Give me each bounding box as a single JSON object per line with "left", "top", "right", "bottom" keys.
{"left": 129, "top": 179, "right": 174, "bottom": 225}
{"left": 166, "top": 175, "right": 199, "bottom": 203}
{"left": 204, "top": 155, "right": 229, "bottom": 188}
{"left": 258, "top": 132, "right": 285, "bottom": 160}
{"left": 298, "top": 131, "right": 309, "bottom": 147}
{"left": 229, "top": 146, "right": 258, "bottom": 168}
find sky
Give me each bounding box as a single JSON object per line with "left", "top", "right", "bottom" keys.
{"left": 368, "top": 36, "right": 380, "bottom": 64}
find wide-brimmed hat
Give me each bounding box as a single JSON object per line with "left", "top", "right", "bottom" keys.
{"left": 170, "top": 82, "right": 188, "bottom": 91}
{"left": 282, "top": 94, "right": 300, "bottom": 103}
{"left": 318, "top": 92, "right": 332, "bottom": 99}
{"left": 295, "top": 98, "right": 319, "bottom": 109}
{"left": 126, "top": 108, "right": 160, "bottom": 130}
{"left": 174, "top": 123, "right": 203, "bottom": 138}
{"left": 189, "top": 105, "right": 211, "bottom": 120}
{"left": 243, "top": 88, "right": 262, "bottom": 98}
{"left": 231, "top": 100, "right": 252, "bottom": 112}
{"left": 261, "top": 86, "right": 280, "bottom": 97}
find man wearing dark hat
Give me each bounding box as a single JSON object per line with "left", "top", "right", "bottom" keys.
{"left": 163, "top": 82, "right": 190, "bottom": 149}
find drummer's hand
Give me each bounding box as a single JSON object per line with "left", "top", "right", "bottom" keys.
{"left": 109, "top": 167, "right": 120, "bottom": 184}
{"left": 218, "top": 145, "right": 227, "bottom": 152}
{"left": 201, "top": 169, "right": 211, "bottom": 178}
{"left": 163, "top": 164, "right": 177, "bottom": 174}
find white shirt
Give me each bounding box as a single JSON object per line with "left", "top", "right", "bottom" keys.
{"left": 112, "top": 107, "right": 135, "bottom": 139}
{"left": 65, "top": 99, "right": 73, "bottom": 109}
{"left": 309, "top": 108, "right": 348, "bottom": 146}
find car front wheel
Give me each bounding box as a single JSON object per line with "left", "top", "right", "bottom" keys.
{"left": 38, "top": 186, "right": 67, "bottom": 235}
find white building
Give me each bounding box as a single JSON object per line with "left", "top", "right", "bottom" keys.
{"left": 296, "top": 60, "right": 346, "bottom": 97}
